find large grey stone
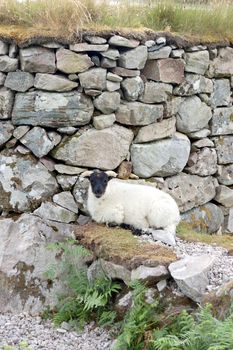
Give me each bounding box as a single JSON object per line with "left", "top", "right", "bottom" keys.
{"left": 185, "top": 147, "right": 217, "bottom": 176}
{"left": 169, "top": 255, "right": 215, "bottom": 302}
{"left": 53, "top": 191, "right": 79, "bottom": 213}
{"left": 78, "top": 68, "right": 106, "bottom": 90}
{"left": 34, "top": 202, "right": 77, "bottom": 223}
{"left": 211, "top": 107, "right": 233, "bottom": 136}
{"left": 106, "top": 80, "right": 120, "bottom": 91}
{"left": 94, "top": 91, "right": 120, "bottom": 114}
{"left": 56, "top": 48, "right": 93, "bottom": 73}
{"left": 93, "top": 113, "right": 116, "bottom": 130}
{"left": 177, "top": 96, "right": 212, "bottom": 133}
{"left": 12, "top": 91, "right": 93, "bottom": 127}
{"left": 131, "top": 132, "right": 190, "bottom": 178}
{"left": 13, "top": 125, "right": 30, "bottom": 139}
{"left": 134, "top": 117, "right": 176, "bottom": 143}
{"left": 0, "top": 121, "right": 14, "bottom": 146}
{"left": 189, "top": 128, "right": 211, "bottom": 139}
{"left": 121, "top": 76, "right": 144, "bottom": 101}
{"left": 208, "top": 47, "right": 233, "bottom": 77}
{"left": 173, "top": 74, "right": 213, "bottom": 96}
{"left": 118, "top": 46, "right": 148, "bottom": 69}
{"left": 0, "top": 72, "right": 6, "bottom": 85}
{"left": 100, "top": 259, "right": 131, "bottom": 285}
{"left": 215, "top": 185, "right": 233, "bottom": 208}
{"left": 73, "top": 177, "right": 89, "bottom": 212}
{"left": 0, "top": 41, "right": 8, "bottom": 55}
{"left": 210, "top": 79, "right": 231, "bottom": 107}
{"left": 162, "top": 173, "right": 216, "bottom": 212}
{"left": 69, "top": 43, "right": 109, "bottom": 52}
{"left": 131, "top": 265, "right": 168, "bottom": 284}
{"left": 116, "top": 102, "right": 163, "bottom": 126}
{"left": 20, "top": 47, "right": 55, "bottom": 73}
{"left": 142, "top": 59, "right": 184, "bottom": 84}
{"left": 85, "top": 36, "right": 107, "bottom": 44}
{"left": 4, "top": 71, "right": 34, "bottom": 92}
{"left": 0, "top": 214, "right": 75, "bottom": 314}
{"left": 139, "top": 82, "right": 172, "bottom": 103}
{"left": 34, "top": 73, "right": 78, "bottom": 92}
{"left": 20, "top": 127, "right": 56, "bottom": 158}
{"left": 54, "top": 164, "right": 85, "bottom": 175}
{"left": 107, "top": 72, "right": 123, "bottom": 83}
{"left": 164, "top": 97, "right": 182, "bottom": 118}
{"left": 111, "top": 67, "right": 140, "bottom": 77}
{"left": 0, "top": 152, "right": 58, "bottom": 212}
{"left": 52, "top": 125, "right": 134, "bottom": 170}
{"left": 213, "top": 136, "right": 233, "bottom": 164}
{"left": 181, "top": 203, "right": 224, "bottom": 234}
{"left": 148, "top": 46, "right": 171, "bottom": 60}
{"left": 0, "top": 87, "right": 14, "bottom": 119}
{"left": 101, "top": 49, "right": 120, "bottom": 60}
{"left": 108, "top": 35, "right": 139, "bottom": 48}
{"left": 0, "top": 56, "right": 18, "bottom": 72}
{"left": 217, "top": 164, "right": 233, "bottom": 186}
{"left": 185, "top": 51, "right": 209, "bottom": 75}
{"left": 56, "top": 175, "right": 78, "bottom": 191}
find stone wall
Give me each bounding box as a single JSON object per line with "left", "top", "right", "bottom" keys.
{"left": 0, "top": 34, "right": 233, "bottom": 234}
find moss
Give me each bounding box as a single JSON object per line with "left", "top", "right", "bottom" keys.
{"left": 177, "top": 222, "right": 233, "bottom": 253}
{"left": 74, "top": 223, "right": 176, "bottom": 270}
{"left": 230, "top": 113, "right": 233, "bottom": 122}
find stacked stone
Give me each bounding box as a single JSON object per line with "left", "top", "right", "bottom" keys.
{"left": 0, "top": 35, "right": 233, "bottom": 234}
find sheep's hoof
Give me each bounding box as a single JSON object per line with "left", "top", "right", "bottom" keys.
{"left": 120, "top": 223, "right": 142, "bottom": 236}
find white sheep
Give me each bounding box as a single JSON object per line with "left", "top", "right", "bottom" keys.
{"left": 81, "top": 170, "right": 180, "bottom": 245}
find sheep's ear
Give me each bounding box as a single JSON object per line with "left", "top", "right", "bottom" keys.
{"left": 80, "top": 170, "right": 93, "bottom": 179}
{"left": 105, "top": 171, "right": 118, "bottom": 180}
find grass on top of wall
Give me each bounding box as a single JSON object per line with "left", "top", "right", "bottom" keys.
{"left": 0, "top": 0, "right": 233, "bottom": 43}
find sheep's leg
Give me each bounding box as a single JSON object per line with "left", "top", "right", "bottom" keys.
{"left": 105, "top": 205, "right": 124, "bottom": 227}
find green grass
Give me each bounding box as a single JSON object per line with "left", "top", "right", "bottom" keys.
{"left": 0, "top": 0, "right": 233, "bottom": 42}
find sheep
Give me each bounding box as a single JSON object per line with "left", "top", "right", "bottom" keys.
{"left": 81, "top": 169, "right": 180, "bottom": 245}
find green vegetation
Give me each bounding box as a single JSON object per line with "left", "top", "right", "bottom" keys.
{"left": 0, "top": 0, "right": 233, "bottom": 42}
{"left": 3, "top": 341, "right": 32, "bottom": 350}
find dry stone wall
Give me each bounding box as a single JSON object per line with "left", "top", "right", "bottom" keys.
{"left": 0, "top": 34, "right": 233, "bottom": 234}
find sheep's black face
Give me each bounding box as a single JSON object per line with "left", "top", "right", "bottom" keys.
{"left": 89, "top": 171, "right": 109, "bottom": 198}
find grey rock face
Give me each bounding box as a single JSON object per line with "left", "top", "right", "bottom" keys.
{"left": 52, "top": 125, "right": 134, "bottom": 170}
{"left": 214, "top": 136, "right": 233, "bottom": 164}
{"left": 148, "top": 46, "right": 171, "bottom": 59}
{"left": 56, "top": 175, "right": 78, "bottom": 191}
{"left": 34, "top": 73, "right": 78, "bottom": 92}
{"left": 0, "top": 41, "right": 8, "bottom": 55}
{"left": 169, "top": 255, "right": 215, "bottom": 302}
{"left": 4, "top": 71, "right": 34, "bottom": 92}
{"left": 185, "top": 147, "right": 217, "bottom": 176}
{"left": 12, "top": 91, "right": 94, "bottom": 127}
{"left": 0, "top": 55, "right": 18, "bottom": 72}
{"left": 215, "top": 185, "right": 233, "bottom": 208}
{"left": 131, "top": 265, "right": 168, "bottom": 284}
{"left": 189, "top": 128, "right": 211, "bottom": 139}
{"left": 85, "top": 35, "right": 107, "bottom": 44}
{"left": 13, "top": 125, "right": 30, "bottom": 139}
{"left": 56, "top": 48, "right": 94, "bottom": 73}
{"left": 208, "top": 47, "right": 233, "bottom": 77}
{"left": 142, "top": 58, "right": 184, "bottom": 84}
{"left": 192, "top": 138, "right": 214, "bottom": 149}
{"left": 131, "top": 132, "right": 190, "bottom": 178}
{"left": 20, "top": 47, "right": 55, "bottom": 73}
{"left": 34, "top": 202, "right": 77, "bottom": 223}
{"left": 100, "top": 260, "right": 131, "bottom": 285}
{"left": 118, "top": 46, "right": 148, "bottom": 69}
{"left": 93, "top": 113, "right": 116, "bottom": 130}
{"left": 210, "top": 79, "right": 231, "bottom": 107}
{"left": 134, "top": 117, "right": 176, "bottom": 143}
{"left": 101, "top": 48, "right": 120, "bottom": 60}
{"left": 0, "top": 214, "right": 75, "bottom": 314}
{"left": 73, "top": 176, "right": 89, "bottom": 212}
{"left": 163, "top": 173, "right": 216, "bottom": 212}
{"left": 54, "top": 164, "right": 85, "bottom": 175}
{"left": 79, "top": 68, "right": 106, "bottom": 90}
{"left": 185, "top": 51, "right": 209, "bottom": 75}
{"left": 108, "top": 35, "right": 139, "bottom": 48}
{"left": 53, "top": 191, "right": 79, "bottom": 213}
{"left": 0, "top": 152, "right": 58, "bottom": 212}
{"left": 217, "top": 164, "right": 233, "bottom": 186}
{"left": 211, "top": 107, "right": 233, "bottom": 136}
{"left": 177, "top": 96, "right": 212, "bottom": 133}
{"left": 174, "top": 74, "right": 213, "bottom": 96}
{"left": 165, "top": 97, "right": 182, "bottom": 118}
{"left": 121, "top": 76, "right": 144, "bottom": 101}
{"left": 0, "top": 121, "right": 14, "bottom": 146}
{"left": 107, "top": 72, "right": 123, "bottom": 82}
{"left": 94, "top": 91, "right": 120, "bottom": 114}
{"left": 0, "top": 87, "right": 14, "bottom": 119}
{"left": 106, "top": 80, "right": 120, "bottom": 91}
{"left": 181, "top": 203, "right": 224, "bottom": 234}
{"left": 116, "top": 102, "right": 163, "bottom": 126}
{"left": 69, "top": 43, "right": 109, "bottom": 52}
{"left": 139, "top": 82, "right": 172, "bottom": 103}
{"left": 0, "top": 72, "right": 6, "bottom": 85}
{"left": 20, "top": 127, "right": 57, "bottom": 158}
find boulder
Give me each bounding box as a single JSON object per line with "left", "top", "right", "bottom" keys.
{"left": 101, "top": 49, "right": 120, "bottom": 60}
{"left": 0, "top": 214, "right": 75, "bottom": 314}
{"left": 108, "top": 35, "right": 139, "bottom": 48}
{"left": 142, "top": 58, "right": 184, "bottom": 84}
{"left": 53, "top": 191, "right": 79, "bottom": 213}
{"left": 56, "top": 48, "right": 93, "bottom": 73}
{"left": 54, "top": 164, "right": 85, "bottom": 175}
{"left": 131, "top": 132, "right": 190, "bottom": 178}
{"left": 93, "top": 91, "right": 120, "bottom": 114}
{"left": 0, "top": 72, "right": 6, "bottom": 85}
{"left": 101, "top": 57, "right": 116, "bottom": 68}
{"left": 85, "top": 36, "right": 107, "bottom": 44}
{"left": 69, "top": 43, "right": 109, "bottom": 52}
{"left": 217, "top": 164, "right": 233, "bottom": 186}
{"left": 185, "top": 147, "right": 217, "bottom": 176}
{"left": 169, "top": 255, "right": 215, "bottom": 302}
{"left": 93, "top": 113, "right": 116, "bottom": 130}
{"left": 213, "top": 136, "right": 233, "bottom": 164}
{"left": 73, "top": 177, "right": 89, "bottom": 212}
{"left": 0, "top": 152, "right": 58, "bottom": 212}
{"left": 177, "top": 96, "right": 212, "bottom": 133}
{"left": 52, "top": 125, "right": 134, "bottom": 170}
{"left": 215, "top": 185, "right": 233, "bottom": 208}
{"left": 139, "top": 82, "right": 172, "bottom": 103}
{"left": 116, "top": 101, "right": 163, "bottom": 126}
{"left": 189, "top": 128, "right": 211, "bottom": 139}
{"left": 173, "top": 74, "right": 213, "bottom": 96}
{"left": 34, "top": 202, "right": 77, "bottom": 223}
{"left": 131, "top": 265, "right": 169, "bottom": 285}
{"left": 20, "top": 47, "right": 55, "bottom": 73}
{"left": 164, "top": 97, "right": 182, "bottom": 118}
{"left": 208, "top": 47, "right": 233, "bottom": 77}
{"left": 210, "top": 79, "right": 231, "bottom": 107}
{"left": 121, "top": 76, "right": 144, "bottom": 101}
{"left": 107, "top": 72, "right": 123, "bottom": 82}
{"left": 111, "top": 67, "right": 140, "bottom": 77}
{"left": 56, "top": 175, "right": 78, "bottom": 191}
{"left": 100, "top": 260, "right": 131, "bottom": 285}
{"left": 162, "top": 173, "right": 216, "bottom": 212}
{"left": 34, "top": 73, "right": 78, "bottom": 92}
{"left": 0, "top": 55, "right": 18, "bottom": 72}
{"left": 192, "top": 138, "right": 214, "bottom": 149}
{"left": 211, "top": 107, "right": 233, "bottom": 136}
{"left": 0, "top": 40, "right": 8, "bottom": 55}
{"left": 148, "top": 46, "right": 171, "bottom": 59}
{"left": 78, "top": 68, "right": 106, "bottom": 90}
{"left": 134, "top": 117, "right": 176, "bottom": 143}
{"left": 185, "top": 51, "right": 209, "bottom": 75}
{"left": 0, "top": 121, "right": 14, "bottom": 146}
{"left": 4, "top": 71, "right": 34, "bottom": 92}
{"left": 12, "top": 91, "right": 94, "bottom": 127}
{"left": 106, "top": 80, "right": 120, "bottom": 91}
{"left": 181, "top": 203, "right": 224, "bottom": 233}
{"left": 118, "top": 46, "right": 148, "bottom": 69}
{"left": 0, "top": 87, "right": 14, "bottom": 119}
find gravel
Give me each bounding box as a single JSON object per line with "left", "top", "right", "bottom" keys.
{"left": 0, "top": 314, "right": 112, "bottom": 350}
